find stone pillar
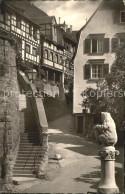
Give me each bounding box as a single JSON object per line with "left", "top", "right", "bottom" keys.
{"left": 42, "top": 131, "right": 48, "bottom": 149}
{"left": 97, "top": 146, "right": 119, "bottom": 194}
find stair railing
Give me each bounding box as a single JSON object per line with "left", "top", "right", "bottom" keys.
{"left": 33, "top": 142, "right": 42, "bottom": 175}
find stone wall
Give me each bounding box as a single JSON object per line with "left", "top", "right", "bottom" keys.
{"left": 0, "top": 37, "right": 20, "bottom": 182}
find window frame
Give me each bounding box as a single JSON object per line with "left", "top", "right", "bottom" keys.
{"left": 55, "top": 54, "right": 58, "bottom": 63}
{"left": 91, "top": 64, "right": 103, "bottom": 79}
{"left": 44, "top": 49, "right": 48, "bottom": 59}
{"left": 84, "top": 63, "right": 109, "bottom": 80}
{"left": 50, "top": 52, "right": 53, "bottom": 61}
{"left": 91, "top": 38, "right": 104, "bottom": 54}
{"left": 16, "top": 17, "right": 21, "bottom": 29}
{"left": 120, "top": 11, "right": 125, "bottom": 23}
{"left": 32, "top": 47, "right": 36, "bottom": 56}
{"left": 26, "top": 44, "right": 30, "bottom": 54}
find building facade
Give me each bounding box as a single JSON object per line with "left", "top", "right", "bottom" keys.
{"left": 0, "top": 1, "right": 77, "bottom": 92}
{"left": 0, "top": 2, "right": 40, "bottom": 74}
{"left": 73, "top": 0, "right": 125, "bottom": 114}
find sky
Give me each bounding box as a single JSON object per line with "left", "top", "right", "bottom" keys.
{"left": 34, "top": 0, "right": 103, "bottom": 31}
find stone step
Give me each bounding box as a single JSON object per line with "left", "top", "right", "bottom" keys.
{"left": 13, "top": 170, "right": 37, "bottom": 174}
{"left": 12, "top": 177, "right": 37, "bottom": 185}
{"left": 18, "top": 151, "right": 45, "bottom": 155}
{"left": 16, "top": 158, "right": 43, "bottom": 162}
{"left": 13, "top": 167, "right": 36, "bottom": 171}
{"left": 13, "top": 174, "right": 36, "bottom": 178}
{"left": 19, "top": 142, "right": 40, "bottom": 145}
{"left": 20, "top": 140, "right": 39, "bottom": 144}
{"left": 16, "top": 155, "right": 42, "bottom": 159}
{"left": 19, "top": 146, "right": 42, "bottom": 150}
{"left": 14, "top": 160, "right": 41, "bottom": 165}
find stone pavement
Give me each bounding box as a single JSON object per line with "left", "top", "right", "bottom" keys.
{"left": 1, "top": 113, "right": 123, "bottom": 193}
{"left": 25, "top": 114, "right": 124, "bottom": 193}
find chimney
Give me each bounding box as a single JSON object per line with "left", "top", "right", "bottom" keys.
{"left": 63, "top": 21, "right": 67, "bottom": 32}
{"left": 70, "top": 25, "right": 72, "bottom": 33}
{"left": 59, "top": 17, "right": 60, "bottom": 24}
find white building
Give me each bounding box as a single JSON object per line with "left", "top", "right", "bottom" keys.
{"left": 73, "top": 0, "right": 125, "bottom": 114}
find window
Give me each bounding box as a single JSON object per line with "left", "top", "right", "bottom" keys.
{"left": 60, "top": 56, "right": 64, "bottom": 65}
{"left": 44, "top": 49, "right": 48, "bottom": 59}
{"left": 33, "top": 27, "right": 37, "bottom": 40}
{"left": 40, "top": 25, "right": 45, "bottom": 30}
{"left": 50, "top": 52, "right": 53, "bottom": 61}
{"left": 55, "top": 54, "right": 58, "bottom": 63}
{"left": 92, "top": 65, "right": 103, "bottom": 79}
{"left": 26, "top": 44, "right": 30, "bottom": 54}
{"left": 46, "top": 24, "right": 51, "bottom": 29}
{"left": 84, "top": 37, "right": 109, "bottom": 54}
{"left": 5, "top": 13, "right": 10, "bottom": 26}
{"left": 32, "top": 47, "right": 36, "bottom": 56}
{"left": 46, "top": 30, "right": 51, "bottom": 36}
{"left": 16, "top": 17, "right": 21, "bottom": 29}
{"left": 84, "top": 63, "right": 109, "bottom": 80}
{"left": 29, "top": 25, "right": 32, "bottom": 36}
{"left": 91, "top": 39, "right": 103, "bottom": 53}
{"left": 120, "top": 11, "right": 125, "bottom": 23}
{"left": 66, "top": 59, "right": 69, "bottom": 68}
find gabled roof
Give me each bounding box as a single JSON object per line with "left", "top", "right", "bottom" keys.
{"left": 29, "top": 16, "right": 56, "bottom": 25}
{"left": 6, "top": 2, "right": 40, "bottom": 27}
{"left": 79, "top": 0, "right": 124, "bottom": 33}
{"left": 79, "top": 0, "right": 104, "bottom": 32}
{"left": 6, "top": 1, "right": 56, "bottom": 26}
{"left": 6, "top": 1, "right": 48, "bottom": 18}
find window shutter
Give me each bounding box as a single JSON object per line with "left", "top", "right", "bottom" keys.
{"left": 84, "top": 39, "right": 91, "bottom": 54}
{"left": 111, "top": 38, "right": 118, "bottom": 53}
{"left": 103, "top": 64, "right": 109, "bottom": 78}
{"left": 103, "top": 38, "right": 109, "bottom": 53}
{"left": 84, "top": 64, "right": 91, "bottom": 80}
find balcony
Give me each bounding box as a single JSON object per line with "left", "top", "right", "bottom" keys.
{"left": 43, "top": 59, "right": 53, "bottom": 67}
{"left": 54, "top": 63, "right": 63, "bottom": 70}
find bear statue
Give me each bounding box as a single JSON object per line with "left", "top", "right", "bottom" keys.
{"left": 94, "top": 112, "right": 118, "bottom": 146}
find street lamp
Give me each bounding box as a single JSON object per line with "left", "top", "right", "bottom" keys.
{"left": 26, "top": 69, "right": 37, "bottom": 82}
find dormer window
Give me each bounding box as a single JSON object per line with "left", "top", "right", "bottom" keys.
{"left": 120, "top": 11, "right": 125, "bottom": 23}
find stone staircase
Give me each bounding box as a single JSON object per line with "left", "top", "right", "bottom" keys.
{"left": 13, "top": 132, "right": 45, "bottom": 178}
{"left": 43, "top": 96, "right": 72, "bottom": 122}
{"left": 13, "top": 87, "right": 43, "bottom": 178}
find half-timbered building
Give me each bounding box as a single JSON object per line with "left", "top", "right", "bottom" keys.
{"left": 0, "top": 1, "right": 41, "bottom": 80}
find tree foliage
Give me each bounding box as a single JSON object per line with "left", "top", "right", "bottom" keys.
{"left": 81, "top": 42, "right": 125, "bottom": 130}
